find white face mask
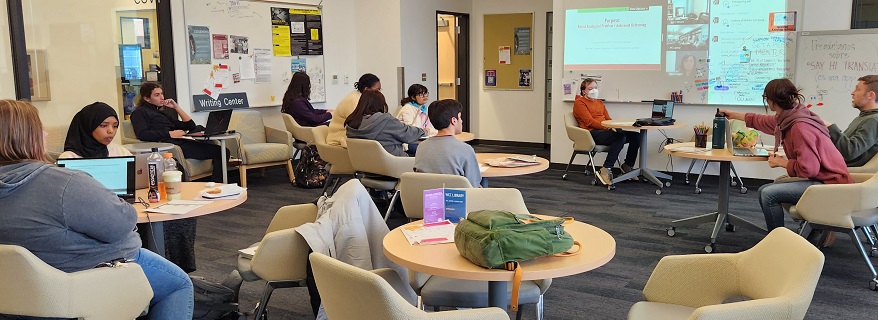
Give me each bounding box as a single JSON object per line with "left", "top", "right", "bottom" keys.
{"left": 586, "top": 88, "right": 600, "bottom": 99}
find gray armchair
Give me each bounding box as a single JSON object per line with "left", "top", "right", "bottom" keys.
{"left": 226, "top": 110, "right": 294, "bottom": 187}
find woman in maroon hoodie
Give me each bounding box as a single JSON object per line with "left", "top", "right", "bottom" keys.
{"left": 722, "top": 78, "right": 852, "bottom": 230}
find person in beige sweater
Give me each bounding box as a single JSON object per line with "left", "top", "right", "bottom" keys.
{"left": 326, "top": 73, "right": 382, "bottom": 148}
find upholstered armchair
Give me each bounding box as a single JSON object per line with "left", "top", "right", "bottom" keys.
{"left": 226, "top": 110, "right": 294, "bottom": 187}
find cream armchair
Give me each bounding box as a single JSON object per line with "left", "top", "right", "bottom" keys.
{"left": 121, "top": 120, "right": 213, "bottom": 181}
{"left": 237, "top": 203, "right": 318, "bottom": 319}
{"left": 310, "top": 252, "right": 509, "bottom": 320}
{"left": 410, "top": 188, "right": 551, "bottom": 319}
{"left": 562, "top": 112, "right": 614, "bottom": 187}
{"left": 226, "top": 110, "right": 294, "bottom": 187}
{"left": 43, "top": 124, "right": 69, "bottom": 162}
{"left": 281, "top": 113, "right": 314, "bottom": 159}
{"left": 346, "top": 138, "right": 416, "bottom": 221}
{"left": 787, "top": 172, "right": 878, "bottom": 290}
{"left": 848, "top": 152, "right": 878, "bottom": 174}
{"left": 312, "top": 125, "right": 355, "bottom": 196}
{"left": 0, "top": 244, "right": 153, "bottom": 320}
{"left": 398, "top": 172, "right": 473, "bottom": 220}
{"left": 628, "top": 228, "right": 824, "bottom": 320}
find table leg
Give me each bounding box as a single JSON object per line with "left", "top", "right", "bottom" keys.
{"left": 488, "top": 281, "right": 509, "bottom": 310}
{"left": 220, "top": 139, "right": 228, "bottom": 184}
{"left": 612, "top": 129, "right": 672, "bottom": 189}
{"left": 139, "top": 221, "right": 165, "bottom": 257}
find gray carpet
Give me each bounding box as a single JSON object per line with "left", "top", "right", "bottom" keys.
{"left": 189, "top": 144, "right": 878, "bottom": 319}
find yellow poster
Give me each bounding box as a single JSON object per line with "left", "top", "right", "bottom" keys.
{"left": 290, "top": 8, "right": 320, "bottom": 15}
{"left": 310, "top": 29, "right": 320, "bottom": 41}
{"left": 272, "top": 25, "right": 291, "bottom": 56}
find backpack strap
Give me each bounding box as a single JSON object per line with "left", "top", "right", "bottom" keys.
{"left": 553, "top": 240, "right": 582, "bottom": 257}
{"left": 504, "top": 261, "right": 523, "bottom": 312}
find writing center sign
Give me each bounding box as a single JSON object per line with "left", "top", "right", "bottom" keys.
{"left": 192, "top": 92, "right": 250, "bottom": 111}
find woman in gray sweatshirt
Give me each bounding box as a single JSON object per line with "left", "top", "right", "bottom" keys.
{"left": 345, "top": 90, "right": 425, "bottom": 156}
{"left": 0, "top": 100, "right": 193, "bottom": 319}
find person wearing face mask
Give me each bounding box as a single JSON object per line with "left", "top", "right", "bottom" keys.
{"left": 573, "top": 78, "right": 641, "bottom": 185}
{"left": 60, "top": 102, "right": 132, "bottom": 159}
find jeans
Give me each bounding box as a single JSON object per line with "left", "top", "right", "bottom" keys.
{"left": 758, "top": 180, "right": 823, "bottom": 230}
{"left": 591, "top": 129, "right": 641, "bottom": 168}
{"left": 405, "top": 142, "right": 419, "bottom": 156}
{"left": 134, "top": 248, "right": 194, "bottom": 320}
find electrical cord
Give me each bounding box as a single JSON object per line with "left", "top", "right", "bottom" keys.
{"left": 136, "top": 196, "right": 161, "bottom": 254}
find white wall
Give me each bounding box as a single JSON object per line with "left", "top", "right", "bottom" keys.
{"left": 471, "top": 0, "right": 552, "bottom": 143}
{"left": 0, "top": 0, "right": 15, "bottom": 99}
{"left": 551, "top": 0, "right": 851, "bottom": 179}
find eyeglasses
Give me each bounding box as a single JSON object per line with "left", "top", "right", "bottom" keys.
{"left": 417, "top": 92, "right": 429, "bottom": 97}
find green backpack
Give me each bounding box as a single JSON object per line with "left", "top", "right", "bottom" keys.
{"left": 454, "top": 210, "right": 576, "bottom": 269}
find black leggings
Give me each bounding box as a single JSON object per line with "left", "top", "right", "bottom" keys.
{"left": 175, "top": 140, "right": 229, "bottom": 182}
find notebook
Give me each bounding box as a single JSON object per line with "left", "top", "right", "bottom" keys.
{"left": 185, "top": 109, "right": 233, "bottom": 137}
{"left": 725, "top": 124, "right": 770, "bottom": 157}
{"left": 56, "top": 156, "right": 137, "bottom": 203}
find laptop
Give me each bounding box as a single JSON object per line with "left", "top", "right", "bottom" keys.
{"left": 56, "top": 156, "right": 137, "bottom": 203}
{"left": 185, "top": 109, "right": 233, "bottom": 137}
{"left": 725, "top": 123, "right": 770, "bottom": 157}
{"left": 132, "top": 153, "right": 150, "bottom": 189}
{"left": 634, "top": 100, "right": 675, "bottom": 126}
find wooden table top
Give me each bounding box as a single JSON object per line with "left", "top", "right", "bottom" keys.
{"left": 135, "top": 182, "right": 247, "bottom": 223}
{"left": 601, "top": 120, "right": 688, "bottom": 130}
{"left": 455, "top": 132, "right": 475, "bottom": 142}
{"left": 663, "top": 142, "right": 770, "bottom": 162}
{"left": 383, "top": 215, "right": 616, "bottom": 282}
{"left": 476, "top": 153, "right": 550, "bottom": 178}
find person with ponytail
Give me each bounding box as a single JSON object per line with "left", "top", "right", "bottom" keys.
{"left": 396, "top": 84, "right": 437, "bottom": 136}
{"left": 721, "top": 78, "right": 851, "bottom": 231}
{"left": 326, "top": 73, "right": 381, "bottom": 148}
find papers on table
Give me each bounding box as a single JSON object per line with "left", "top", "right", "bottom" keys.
{"left": 145, "top": 200, "right": 211, "bottom": 215}
{"left": 484, "top": 157, "right": 540, "bottom": 168}
{"left": 238, "top": 246, "right": 257, "bottom": 259}
{"left": 665, "top": 146, "right": 710, "bottom": 153}
{"left": 400, "top": 220, "right": 456, "bottom": 245}
{"left": 479, "top": 165, "right": 489, "bottom": 172}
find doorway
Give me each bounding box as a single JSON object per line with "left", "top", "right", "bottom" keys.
{"left": 436, "top": 12, "right": 470, "bottom": 132}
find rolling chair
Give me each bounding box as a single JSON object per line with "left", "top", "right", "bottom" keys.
{"left": 398, "top": 172, "right": 473, "bottom": 220}
{"left": 281, "top": 113, "right": 314, "bottom": 160}
{"left": 0, "top": 244, "right": 153, "bottom": 320}
{"left": 310, "top": 252, "right": 509, "bottom": 320}
{"left": 561, "top": 112, "right": 618, "bottom": 189}
{"left": 684, "top": 124, "right": 747, "bottom": 194}
{"left": 629, "top": 228, "right": 824, "bottom": 320}
{"left": 346, "top": 138, "right": 416, "bottom": 221}
{"left": 312, "top": 125, "right": 355, "bottom": 196}
{"left": 237, "top": 204, "right": 319, "bottom": 319}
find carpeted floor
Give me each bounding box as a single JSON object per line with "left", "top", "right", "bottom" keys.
{"left": 189, "top": 143, "right": 878, "bottom": 319}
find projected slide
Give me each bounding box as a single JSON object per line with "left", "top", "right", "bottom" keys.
{"left": 564, "top": 6, "right": 663, "bottom": 70}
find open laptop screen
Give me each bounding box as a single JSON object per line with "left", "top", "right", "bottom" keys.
{"left": 56, "top": 156, "right": 136, "bottom": 198}
{"left": 651, "top": 100, "right": 674, "bottom": 119}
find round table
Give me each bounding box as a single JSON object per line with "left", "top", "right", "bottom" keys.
{"left": 663, "top": 142, "right": 768, "bottom": 253}
{"left": 135, "top": 182, "right": 247, "bottom": 256}
{"left": 455, "top": 132, "right": 475, "bottom": 142}
{"left": 384, "top": 215, "right": 615, "bottom": 310}
{"left": 123, "top": 142, "right": 175, "bottom": 154}
{"left": 476, "top": 153, "right": 549, "bottom": 187}
{"left": 601, "top": 120, "right": 687, "bottom": 194}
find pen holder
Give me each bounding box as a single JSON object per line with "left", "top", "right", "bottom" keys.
{"left": 694, "top": 134, "right": 708, "bottom": 148}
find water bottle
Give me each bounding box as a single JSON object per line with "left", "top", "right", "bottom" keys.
{"left": 147, "top": 148, "right": 164, "bottom": 203}
{"left": 162, "top": 153, "right": 182, "bottom": 200}
{"left": 712, "top": 109, "right": 726, "bottom": 149}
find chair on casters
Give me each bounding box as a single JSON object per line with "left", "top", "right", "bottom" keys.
{"left": 346, "top": 138, "right": 416, "bottom": 221}
{"left": 398, "top": 172, "right": 472, "bottom": 220}
{"left": 281, "top": 113, "right": 315, "bottom": 160}
{"left": 786, "top": 172, "right": 878, "bottom": 290}
{"left": 409, "top": 188, "right": 552, "bottom": 320}
{"left": 309, "top": 252, "right": 509, "bottom": 320}
{"left": 312, "top": 125, "right": 355, "bottom": 196}
{"left": 237, "top": 204, "right": 318, "bottom": 319}
{"left": 684, "top": 159, "right": 747, "bottom": 194}
{"left": 628, "top": 228, "right": 824, "bottom": 320}
{"left": 562, "top": 112, "right": 617, "bottom": 188}
{"left": 0, "top": 244, "right": 153, "bottom": 320}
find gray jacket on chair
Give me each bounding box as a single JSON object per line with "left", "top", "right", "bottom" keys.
{"left": 346, "top": 112, "right": 425, "bottom": 157}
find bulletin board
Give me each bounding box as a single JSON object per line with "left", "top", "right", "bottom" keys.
{"left": 182, "top": 0, "right": 327, "bottom": 111}
{"left": 482, "top": 13, "right": 533, "bottom": 91}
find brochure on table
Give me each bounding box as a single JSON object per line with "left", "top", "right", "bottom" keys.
{"left": 423, "top": 188, "right": 467, "bottom": 224}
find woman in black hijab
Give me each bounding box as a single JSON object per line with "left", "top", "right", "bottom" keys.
{"left": 60, "top": 102, "right": 132, "bottom": 159}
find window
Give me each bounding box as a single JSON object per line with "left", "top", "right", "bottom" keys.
{"left": 852, "top": 0, "right": 878, "bottom": 29}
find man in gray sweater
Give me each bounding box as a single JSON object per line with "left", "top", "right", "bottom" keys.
{"left": 826, "top": 75, "right": 878, "bottom": 167}
{"left": 414, "top": 99, "right": 482, "bottom": 187}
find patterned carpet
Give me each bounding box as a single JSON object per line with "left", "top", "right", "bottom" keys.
{"left": 189, "top": 144, "right": 878, "bottom": 319}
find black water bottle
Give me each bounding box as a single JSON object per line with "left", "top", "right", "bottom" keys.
{"left": 712, "top": 109, "right": 726, "bottom": 149}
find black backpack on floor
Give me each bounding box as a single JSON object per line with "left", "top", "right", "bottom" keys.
{"left": 191, "top": 270, "right": 246, "bottom": 320}
{"left": 294, "top": 145, "right": 328, "bottom": 188}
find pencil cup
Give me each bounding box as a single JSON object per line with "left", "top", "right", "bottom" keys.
{"left": 694, "top": 134, "right": 708, "bottom": 148}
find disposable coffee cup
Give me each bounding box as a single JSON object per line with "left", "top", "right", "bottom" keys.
{"left": 162, "top": 171, "right": 183, "bottom": 200}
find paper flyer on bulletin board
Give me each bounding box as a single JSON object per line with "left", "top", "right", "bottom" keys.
{"left": 499, "top": 46, "right": 511, "bottom": 65}
{"left": 212, "top": 34, "right": 229, "bottom": 59}
{"left": 289, "top": 8, "right": 323, "bottom": 55}
{"left": 485, "top": 69, "right": 497, "bottom": 87}
{"left": 188, "top": 25, "right": 211, "bottom": 64}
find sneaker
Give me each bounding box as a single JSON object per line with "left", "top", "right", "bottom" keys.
{"left": 598, "top": 167, "right": 614, "bottom": 186}
{"left": 822, "top": 231, "right": 837, "bottom": 248}
{"left": 621, "top": 163, "right": 638, "bottom": 181}
{"left": 227, "top": 158, "right": 243, "bottom": 167}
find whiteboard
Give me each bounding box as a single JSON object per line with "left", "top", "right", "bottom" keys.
{"left": 795, "top": 29, "right": 878, "bottom": 127}
{"left": 182, "top": 0, "right": 326, "bottom": 109}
